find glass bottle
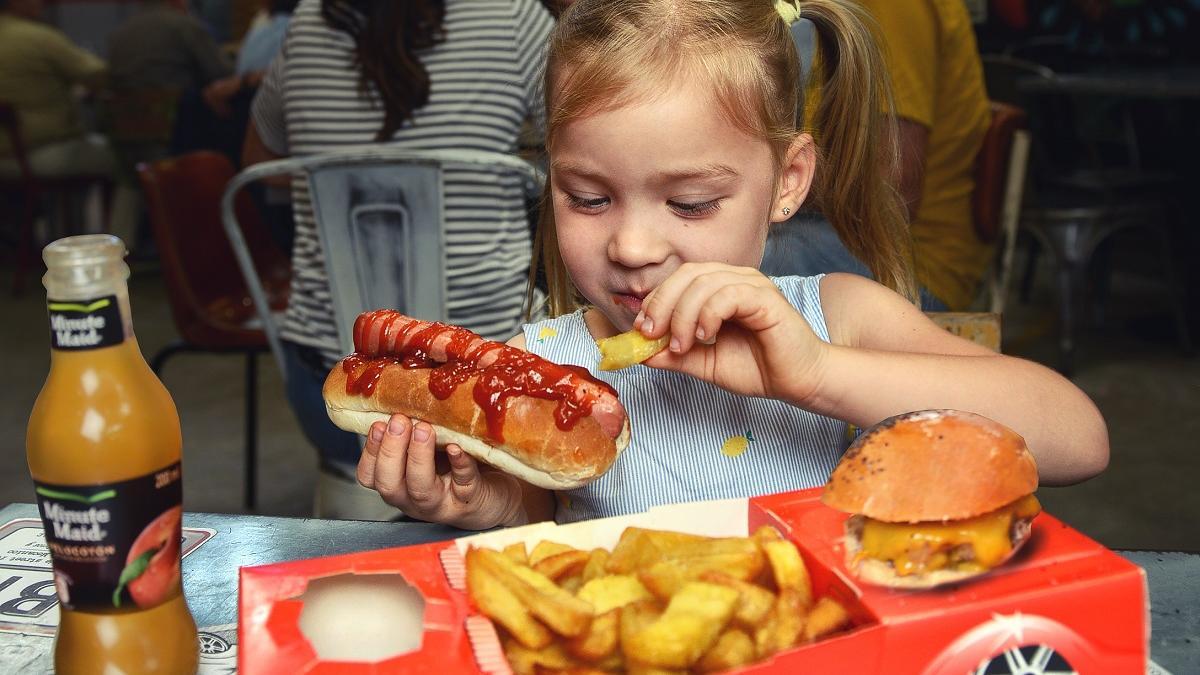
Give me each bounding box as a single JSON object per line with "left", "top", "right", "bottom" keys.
{"left": 26, "top": 235, "right": 198, "bottom": 673}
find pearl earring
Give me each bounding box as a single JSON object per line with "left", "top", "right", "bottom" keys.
{"left": 782, "top": 207, "right": 791, "bottom": 216}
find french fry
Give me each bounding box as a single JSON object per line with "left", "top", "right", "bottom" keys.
{"left": 619, "top": 599, "right": 662, "bottom": 647}
{"left": 466, "top": 549, "right": 552, "bottom": 649}
{"left": 606, "top": 529, "right": 663, "bottom": 574}
{"left": 581, "top": 549, "right": 610, "bottom": 583}
{"left": 753, "top": 588, "right": 807, "bottom": 659}
{"left": 534, "top": 550, "right": 591, "bottom": 582}
{"left": 637, "top": 561, "right": 689, "bottom": 600}
{"left": 621, "top": 582, "right": 739, "bottom": 669}
{"left": 625, "top": 667, "right": 686, "bottom": 675}
{"left": 576, "top": 574, "right": 652, "bottom": 615}
{"left": 763, "top": 539, "right": 813, "bottom": 606}
{"left": 503, "top": 638, "right": 573, "bottom": 675}
{"left": 530, "top": 541, "right": 577, "bottom": 567}
{"left": 560, "top": 574, "right": 584, "bottom": 595}
{"left": 694, "top": 628, "right": 756, "bottom": 673}
{"left": 504, "top": 541, "right": 530, "bottom": 565}
{"left": 752, "top": 524, "right": 784, "bottom": 545}
{"left": 475, "top": 548, "right": 594, "bottom": 637}
{"left": 803, "top": 596, "right": 851, "bottom": 642}
{"left": 536, "top": 668, "right": 611, "bottom": 675}
{"left": 564, "top": 609, "right": 620, "bottom": 662}
{"left": 596, "top": 330, "right": 669, "bottom": 371}
{"left": 605, "top": 528, "right": 713, "bottom": 574}
{"left": 698, "top": 571, "right": 776, "bottom": 629}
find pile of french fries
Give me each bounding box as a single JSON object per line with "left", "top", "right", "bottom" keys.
{"left": 465, "top": 525, "right": 852, "bottom": 674}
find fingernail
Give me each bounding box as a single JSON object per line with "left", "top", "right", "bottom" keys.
{"left": 413, "top": 424, "right": 431, "bottom": 442}
{"left": 642, "top": 317, "right": 654, "bottom": 334}
{"left": 634, "top": 311, "right": 644, "bottom": 327}
{"left": 388, "top": 417, "right": 406, "bottom": 435}
{"left": 695, "top": 326, "right": 706, "bottom": 341}
{"left": 670, "top": 336, "right": 681, "bottom": 352}
{"left": 370, "top": 425, "right": 384, "bottom": 443}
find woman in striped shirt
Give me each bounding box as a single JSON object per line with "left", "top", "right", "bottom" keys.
{"left": 357, "top": 0, "right": 1110, "bottom": 529}
{"left": 244, "top": 0, "right": 554, "bottom": 517}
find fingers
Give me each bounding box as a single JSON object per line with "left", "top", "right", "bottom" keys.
{"left": 356, "top": 420, "right": 387, "bottom": 488}
{"left": 445, "top": 444, "right": 482, "bottom": 504}
{"left": 371, "top": 414, "right": 413, "bottom": 502}
{"left": 403, "top": 421, "right": 440, "bottom": 508}
{"left": 638, "top": 264, "right": 765, "bottom": 354}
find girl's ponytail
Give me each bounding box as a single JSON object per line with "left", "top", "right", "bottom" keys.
{"left": 800, "top": 0, "right": 919, "bottom": 304}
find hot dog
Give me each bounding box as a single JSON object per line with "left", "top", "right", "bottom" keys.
{"left": 323, "top": 310, "right": 631, "bottom": 490}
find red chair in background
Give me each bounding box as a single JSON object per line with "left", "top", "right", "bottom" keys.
{"left": 137, "top": 151, "right": 290, "bottom": 509}
{"left": 0, "top": 101, "right": 113, "bottom": 294}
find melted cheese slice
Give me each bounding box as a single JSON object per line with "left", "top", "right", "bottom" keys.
{"left": 859, "top": 495, "right": 1041, "bottom": 576}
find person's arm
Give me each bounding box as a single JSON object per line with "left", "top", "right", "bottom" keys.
{"left": 181, "top": 17, "right": 233, "bottom": 85}
{"left": 858, "top": 0, "right": 937, "bottom": 223}
{"left": 512, "top": 0, "right": 556, "bottom": 142}
{"left": 807, "top": 273, "right": 1109, "bottom": 485}
{"left": 895, "top": 118, "right": 929, "bottom": 221}
{"left": 637, "top": 265, "right": 1108, "bottom": 487}
{"left": 243, "top": 53, "right": 290, "bottom": 187}
{"left": 44, "top": 27, "right": 107, "bottom": 91}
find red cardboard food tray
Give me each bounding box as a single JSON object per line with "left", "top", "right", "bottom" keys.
{"left": 239, "top": 488, "right": 1147, "bottom": 674}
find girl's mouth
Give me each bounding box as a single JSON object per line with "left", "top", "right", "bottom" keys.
{"left": 613, "top": 293, "right": 644, "bottom": 313}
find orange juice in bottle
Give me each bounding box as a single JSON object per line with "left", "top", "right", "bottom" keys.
{"left": 27, "top": 235, "right": 198, "bottom": 674}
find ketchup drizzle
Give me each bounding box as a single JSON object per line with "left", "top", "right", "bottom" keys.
{"left": 342, "top": 311, "right": 615, "bottom": 443}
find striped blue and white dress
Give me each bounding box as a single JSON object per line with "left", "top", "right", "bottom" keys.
{"left": 252, "top": 0, "right": 554, "bottom": 366}
{"left": 522, "top": 275, "right": 850, "bottom": 523}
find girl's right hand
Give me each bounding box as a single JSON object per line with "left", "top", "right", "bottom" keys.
{"left": 357, "top": 414, "right": 525, "bottom": 530}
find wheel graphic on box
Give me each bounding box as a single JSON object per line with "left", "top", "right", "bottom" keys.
{"left": 199, "top": 632, "right": 231, "bottom": 655}
{"left": 923, "top": 613, "right": 1099, "bottom": 675}
{"left": 972, "top": 645, "right": 1076, "bottom": 675}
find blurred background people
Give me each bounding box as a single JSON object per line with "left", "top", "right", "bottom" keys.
{"left": 243, "top": 0, "right": 554, "bottom": 519}
{"left": 106, "top": 0, "right": 241, "bottom": 167}
{"left": 236, "top": 0, "right": 298, "bottom": 77}
{"left": 0, "top": 0, "right": 136, "bottom": 242}
{"left": 762, "top": 0, "right": 990, "bottom": 312}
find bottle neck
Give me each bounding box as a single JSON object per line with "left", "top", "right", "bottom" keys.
{"left": 46, "top": 280, "right": 137, "bottom": 356}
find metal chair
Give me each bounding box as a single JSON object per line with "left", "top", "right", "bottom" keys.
{"left": 981, "top": 54, "right": 1191, "bottom": 374}
{"left": 0, "top": 101, "right": 113, "bottom": 295}
{"left": 221, "top": 147, "right": 544, "bottom": 378}
{"left": 137, "top": 151, "right": 290, "bottom": 510}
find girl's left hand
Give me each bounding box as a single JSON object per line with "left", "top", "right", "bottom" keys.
{"left": 636, "top": 263, "right": 828, "bottom": 403}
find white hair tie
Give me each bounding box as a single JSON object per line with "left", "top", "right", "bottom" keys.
{"left": 774, "top": 0, "right": 802, "bottom": 25}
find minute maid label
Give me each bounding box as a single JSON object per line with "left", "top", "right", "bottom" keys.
{"left": 47, "top": 295, "right": 124, "bottom": 350}
{"left": 36, "top": 463, "right": 184, "bottom": 611}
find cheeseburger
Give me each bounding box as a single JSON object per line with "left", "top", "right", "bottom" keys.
{"left": 822, "top": 410, "right": 1041, "bottom": 589}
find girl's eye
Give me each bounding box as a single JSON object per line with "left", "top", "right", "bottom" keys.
{"left": 668, "top": 198, "right": 722, "bottom": 217}
{"left": 564, "top": 193, "right": 609, "bottom": 211}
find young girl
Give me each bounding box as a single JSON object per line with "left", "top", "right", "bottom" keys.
{"left": 355, "top": 0, "right": 1109, "bottom": 529}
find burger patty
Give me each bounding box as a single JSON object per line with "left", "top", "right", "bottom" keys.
{"left": 848, "top": 514, "right": 1037, "bottom": 572}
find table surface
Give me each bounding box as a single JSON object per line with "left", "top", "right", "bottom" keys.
{"left": 1018, "top": 67, "right": 1200, "bottom": 99}
{"left": 0, "top": 504, "right": 1195, "bottom": 674}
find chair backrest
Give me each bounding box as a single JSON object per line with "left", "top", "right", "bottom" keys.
{"left": 306, "top": 158, "right": 449, "bottom": 355}
{"left": 138, "top": 151, "right": 288, "bottom": 346}
{"left": 221, "top": 147, "right": 544, "bottom": 377}
{"left": 973, "top": 101, "right": 1029, "bottom": 243}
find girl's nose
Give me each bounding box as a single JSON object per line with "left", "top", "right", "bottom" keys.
{"left": 607, "top": 218, "right": 669, "bottom": 269}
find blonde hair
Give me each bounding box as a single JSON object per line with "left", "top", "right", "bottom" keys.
{"left": 527, "top": 0, "right": 918, "bottom": 318}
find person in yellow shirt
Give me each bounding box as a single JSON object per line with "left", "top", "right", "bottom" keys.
{"left": 0, "top": 0, "right": 110, "bottom": 170}
{"left": 761, "top": 0, "right": 990, "bottom": 311}
{"left": 864, "top": 0, "right": 990, "bottom": 310}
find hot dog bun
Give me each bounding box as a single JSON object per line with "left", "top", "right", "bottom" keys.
{"left": 323, "top": 311, "right": 630, "bottom": 490}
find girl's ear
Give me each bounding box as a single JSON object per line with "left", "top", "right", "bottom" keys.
{"left": 771, "top": 133, "right": 816, "bottom": 223}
